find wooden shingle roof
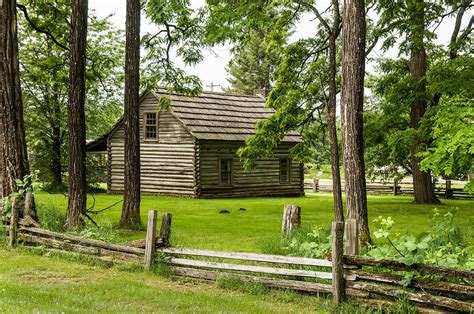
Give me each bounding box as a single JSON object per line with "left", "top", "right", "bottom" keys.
{"left": 153, "top": 90, "right": 301, "bottom": 142}
{"left": 87, "top": 89, "right": 301, "bottom": 152}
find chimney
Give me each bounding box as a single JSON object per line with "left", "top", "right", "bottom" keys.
{"left": 254, "top": 88, "right": 271, "bottom": 98}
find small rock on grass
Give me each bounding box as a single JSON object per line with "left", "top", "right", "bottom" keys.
{"left": 219, "top": 210, "right": 230, "bottom": 214}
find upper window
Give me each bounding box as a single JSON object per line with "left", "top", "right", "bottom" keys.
{"left": 144, "top": 112, "right": 158, "bottom": 140}
{"left": 219, "top": 159, "right": 232, "bottom": 185}
{"left": 279, "top": 157, "right": 291, "bottom": 183}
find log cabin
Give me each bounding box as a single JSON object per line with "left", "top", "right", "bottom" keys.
{"left": 86, "top": 89, "right": 304, "bottom": 198}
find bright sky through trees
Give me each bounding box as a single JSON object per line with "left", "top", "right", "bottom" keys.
{"left": 90, "top": 0, "right": 464, "bottom": 92}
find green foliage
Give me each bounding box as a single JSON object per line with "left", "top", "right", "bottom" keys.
{"left": 1, "top": 173, "right": 41, "bottom": 216}
{"left": 76, "top": 223, "right": 118, "bottom": 243}
{"left": 19, "top": 2, "right": 124, "bottom": 188}
{"left": 141, "top": 0, "right": 204, "bottom": 94}
{"left": 284, "top": 226, "right": 331, "bottom": 259}
{"left": 364, "top": 1, "right": 473, "bottom": 184}
{"left": 226, "top": 26, "right": 287, "bottom": 94}
{"left": 206, "top": 0, "right": 336, "bottom": 170}
{"left": 419, "top": 96, "right": 473, "bottom": 191}
{"left": 368, "top": 209, "right": 473, "bottom": 269}
{"left": 262, "top": 225, "right": 331, "bottom": 259}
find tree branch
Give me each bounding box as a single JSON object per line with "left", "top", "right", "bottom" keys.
{"left": 294, "top": 0, "right": 331, "bottom": 33}
{"left": 17, "top": 4, "right": 70, "bottom": 51}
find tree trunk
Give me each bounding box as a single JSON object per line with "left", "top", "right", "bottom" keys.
{"left": 51, "top": 124, "right": 63, "bottom": 188}
{"left": 66, "top": 0, "right": 88, "bottom": 229}
{"left": 408, "top": 0, "right": 439, "bottom": 205}
{"left": 341, "top": 0, "right": 371, "bottom": 245}
{"left": 120, "top": 0, "right": 141, "bottom": 229}
{"left": 327, "top": 0, "right": 344, "bottom": 223}
{"left": 0, "top": 0, "right": 35, "bottom": 218}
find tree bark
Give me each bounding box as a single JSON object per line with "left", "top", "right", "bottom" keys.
{"left": 66, "top": 0, "right": 88, "bottom": 229}
{"left": 0, "top": 0, "right": 35, "bottom": 218}
{"left": 327, "top": 0, "right": 344, "bottom": 223}
{"left": 341, "top": 0, "right": 371, "bottom": 245}
{"left": 120, "top": 0, "right": 141, "bottom": 229}
{"left": 408, "top": 0, "right": 439, "bottom": 205}
{"left": 51, "top": 123, "right": 63, "bottom": 188}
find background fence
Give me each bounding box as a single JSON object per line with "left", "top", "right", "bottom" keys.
{"left": 304, "top": 178, "right": 473, "bottom": 199}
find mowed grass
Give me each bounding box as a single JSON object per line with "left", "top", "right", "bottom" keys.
{"left": 35, "top": 192, "right": 474, "bottom": 251}
{"left": 0, "top": 248, "right": 329, "bottom": 313}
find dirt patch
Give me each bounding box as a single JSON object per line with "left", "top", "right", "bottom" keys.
{"left": 14, "top": 269, "right": 86, "bottom": 285}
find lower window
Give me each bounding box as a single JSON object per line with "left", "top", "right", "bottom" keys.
{"left": 219, "top": 159, "right": 232, "bottom": 185}
{"left": 280, "top": 157, "right": 291, "bottom": 183}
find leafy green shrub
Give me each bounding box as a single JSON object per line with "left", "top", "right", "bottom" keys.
{"left": 368, "top": 208, "right": 473, "bottom": 269}
{"left": 261, "top": 225, "right": 331, "bottom": 259}
{"left": 1, "top": 173, "right": 41, "bottom": 216}
{"left": 284, "top": 226, "right": 331, "bottom": 259}
{"left": 76, "top": 222, "right": 118, "bottom": 243}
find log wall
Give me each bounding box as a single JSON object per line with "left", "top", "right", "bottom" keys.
{"left": 198, "top": 141, "right": 304, "bottom": 197}
{"left": 109, "top": 94, "right": 195, "bottom": 196}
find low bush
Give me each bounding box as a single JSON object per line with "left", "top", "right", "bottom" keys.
{"left": 261, "top": 225, "right": 331, "bottom": 259}
{"left": 368, "top": 208, "right": 473, "bottom": 269}
{"left": 262, "top": 209, "right": 472, "bottom": 269}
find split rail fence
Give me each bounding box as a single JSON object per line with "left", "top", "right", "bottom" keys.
{"left": 2, "top": 209, "right": 473, "bottom": 312}
{"left": 304, "top": 178, "right": 473, "bottom": 199}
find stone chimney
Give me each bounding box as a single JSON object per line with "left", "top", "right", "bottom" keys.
{"left": 253, "top": 88, "right": 272, "bottom": 98}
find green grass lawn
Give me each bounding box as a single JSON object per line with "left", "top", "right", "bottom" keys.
{"left": 34, "top": 192, "right": 474, "bottom": 251}
{"left": 2, "top": 192, "right": 472, "bottom": 313}
{"left": 0, "top": 248, "right": 330, "bottom": 313}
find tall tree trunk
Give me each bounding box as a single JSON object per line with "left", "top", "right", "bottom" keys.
{"left": 408, "top": 0, "right": 438, "bottom": 204}
{"left": 0, "top": 0, "right": 36, "bottom": 218}
{"left": 51, "top": 125, "right": 63, "bottom": 188}
{"left": 120, "top": 0, "right": 141, "bottom": 229}
{"left": 50, "top": 95, "right": 63, "bottom": 188}
{"left": 341, "top": 0, "right": 371, "bottom": 245}
{"left": 328, "top": 0, "right": 344, "bottom": 223}
{"left": 66, "top": 0, "right": 88, "bottom": 229}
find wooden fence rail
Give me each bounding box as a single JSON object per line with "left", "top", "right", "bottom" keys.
{"left": 1, "top": 211, "right": 473, "bottom": 312}
{"left": 303, "top": 179, "right": 473, "bottom": 199}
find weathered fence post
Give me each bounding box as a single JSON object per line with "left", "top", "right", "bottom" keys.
{"left": 24, "top": 192, "right": 37, "bottom": 220}
{"left": 332, "top": 221, "right": 345, "bottom": 304}
{"left": 159, "top": 213, "right": 172, "bottom": 247}
{"left": 282, "top": 204, "right": 301, "bottom": 238}
{"left": 344, "top": 219, "right": 359, "bottom": 255}
{"left": 312, "top": 178, "right": 319, "bottom": 192}
{"left": 393, "top": 179, "right": 398, "bottom": 196}
{"left": 144, "top": 210, "right": 157, "bottom": 271}
{"left": 445, "top": 179, "right": 453, "bottom": 198}
{"left": 8, "top": 197, "right": 19, "bottom": 247}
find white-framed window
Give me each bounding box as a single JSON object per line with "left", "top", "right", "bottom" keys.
{"left": 144, "top": 112, "right": 158, "bottom": 140}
